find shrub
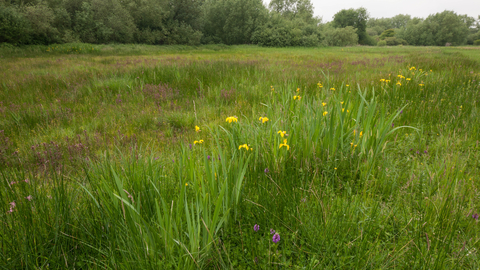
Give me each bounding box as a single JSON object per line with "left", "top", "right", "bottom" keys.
{"left": 379, "top": 28, "right": 395, "bottom": 39}
{"left": 0, "top": 5, "right": 31, "bottom": 45}
{"left": 377, "top": 40, "right": 387, "bottom": 46}
{"left": 322, "top": 26, "right": 358, "bottom": 46}
{"left": 474, "top": 40, "right": 480, "bottom": 46}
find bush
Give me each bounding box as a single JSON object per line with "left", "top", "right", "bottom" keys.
{"left": 377, "top": 40, "right": 386, "bottom": 46}
{"left": 379, "top": 28, "right": 395, "bottom": 39}
{"left": 251, "top": 16, "right": 321, "bottom": 47}
{"left": 322, "top": 26, "right": 358, "bottom": 46}
{"left": 474, "top": 40, "right": 480, "bottom": 46}
{"left": 0, "top": 5, "right": 31, "bottom": 45}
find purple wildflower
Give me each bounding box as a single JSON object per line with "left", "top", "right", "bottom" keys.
{"left": 270, "top": 229, "right": 275, "bottom": 235}
{"left": 189, "top": 144, "right": 192, "bottom": 150}
{"left": 392, "top": 123, "right": 394, "bottom": 128}
{"left": 254, "top": 257, "right": 258, "bottom": 264}
{"left": 272, "top": 233, "right": 280, "bottom": 243}
{"left": 264, "top": 168, "right": 269, "bottom": 173}
{"left": 254, "top": 224, "right": 259, "bottom": 232}
{"left": 400, "top": 110, "right": 403, "bottom": 114}
{"left": 26, "top": 195, "right": 32, "bottom": 201}
{"left": 207, "top": 155, "right": 211, "bottom": 160}
{"left": 424, "top": 150, "right": 428, "bottom": 154}
{"left": 24, "top": 179, "right": 29, "bottom": 183}
{"left": 10, "top": 181, "right": 17, "bottom": 185}
{"left": 7, "top": 201, "right": 16, "bottom": 213}
{"left": 218, "top": 155, "right": 221, "bottom": 160}
{"left": 473, "top": 214, "right": 479, "bottom": 220}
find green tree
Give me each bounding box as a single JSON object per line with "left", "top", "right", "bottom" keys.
{"left": 332, "top": 8, "right": 369, "bottom": 45}
{"left": 396, "top": 11, "right": 468, "bottom": 46}
{"left": 390, "top": 14, "right": 411, "bottom": 28}
{"left": 0, "top": 4, "right": 31, "bottom": 44}
{"left": 203, "top": 0, "right": 267, "bottom": 44}
{"left": 322, "top": 25, "right": 358, "bottom": 46}
{"left": 23, "top": 2, "right": 61, "bottom": 44}
{"left": 379, "top": 29, "right": 395, "bottom": 40}
{"left": 74, "top": 0, "right": 137, "bottom": 44}
{"left": 251, "top": 12, "right": 321, "bottom": 47}
{"left": 269, "top": 0, "right": 315, "bottom": 23}
{"left": 426, "top": 11, "right": 469, "bottom": 45}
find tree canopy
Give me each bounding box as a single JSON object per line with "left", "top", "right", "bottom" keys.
{"left": 0, "top": 0, "right": 477, "bottom": 47}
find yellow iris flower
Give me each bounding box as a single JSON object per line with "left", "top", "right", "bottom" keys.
{"left": 279, "top": 139, "right": 290, "bottom": 150}
{"left": 259, "top": 117, "right": 269, "bottom": 123}
{"left": 238, "top": 144, "right": 251, "bottom": 151}
{"left": 277, "top": 130, "right": 287, "bottom": 137}
{"left": 195, "top": 125, "right": 200, "bottom": 132}
{"left": 226, "top": 116, "right": 238, "bottom": 123}
{"left": 194, "top": 140, "right": 204, "bottom": 145}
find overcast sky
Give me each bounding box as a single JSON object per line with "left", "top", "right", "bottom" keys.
{"left": 264, "top": 0, "right": 480, "bottom": 22}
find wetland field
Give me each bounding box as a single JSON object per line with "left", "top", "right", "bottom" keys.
{"left": 1, "top": 44, "right": 480, "bottom": 269}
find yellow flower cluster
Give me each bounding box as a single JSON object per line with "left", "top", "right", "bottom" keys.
{"left": 259, "top": 117, "right": 269, "bottom": 123}
{"left": 323, "top": 111, "right": 328, "bottom": 116}
{"left": 330, "top": 88, "right": 335, "bottom": 91}
{"left": 409, "top": 66, "right": 416, "bottom": 71}
{"left": 194, "top": 140, "right": 204, "bottom": 145}
{"left": 317, "top": 82, "right": 323, "bottom": 88}
{"left": 277, "top": 130, "right": 287, "bottom": 137}
{"left": 294, "top": 95, "right": 301, "bottom": 100}
{"left": 397, "top": 75, "right": 406, "bottom": 79}
{"left": 322, "top": 102, "right": 327, "bottom": 107}
{"left": 271, "top": 85, "right": 275, "bottom": 92}
{"left": 279, "top": 139, "right": 290, "bottom": 150}
{"left": 396, "top": 82, "right": 402, "bottom": 86}
{"left": 238, "top": 144, "right": 252, "bottom": 151}
{"left": 195, "top": 125, "right": 201, "bottom": 132}
{"left": 226, "top": 116, "right": 238, "bottom": 123}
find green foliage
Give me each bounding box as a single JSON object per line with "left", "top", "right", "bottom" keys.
{"left": 383, "top": 37, "right": 407, "bottom": 46}
{"left": 23, "top": 2, "right": 61, "bottom": 44}
{"left": 322, "top": 25, "right": 358, "bottom": 46}
{"left": 251, "top": 13, "right": 321, "bottom": 47}
{"left": 397, "top": 11, "right": 469, "bottom": 46}
{"left": 0, "top": 5, "right": 31, "bottom": 45}
{"left": 467, "top": 32, "right": 480, "bottom": 45}
{"left": 377, "top": 40, "right": 386, "bottom": 46}
{"left": 379, "top": 28, "right": 395, "bottom": 39}
{"left": 474, "top": 39, "right": 480, "bottom": 45}
{"left": 203, "top": 0, "right": 267, "bottom": 45}
{"left": 332, "top": 7, "right": 369, "bottom": 45}
{"left": 268, "top": 0, "right": 316, "bottom": 23}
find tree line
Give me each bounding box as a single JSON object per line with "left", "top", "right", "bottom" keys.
{"left": 1, "top": 0, "right": 479, "bottom": 47}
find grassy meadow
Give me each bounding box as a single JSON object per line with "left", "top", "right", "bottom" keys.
{"left": 1, "top": 44, "right": 480, "bottom": 269}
